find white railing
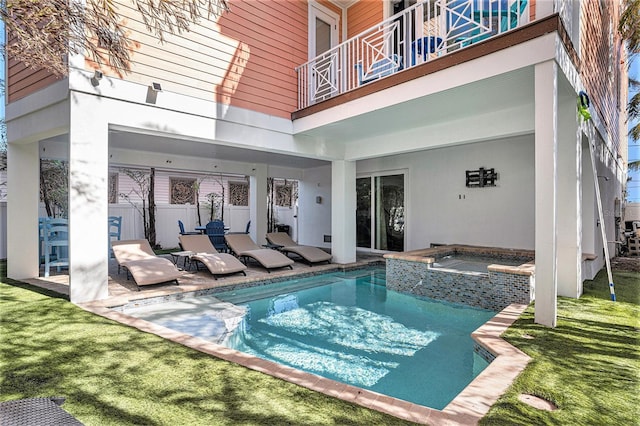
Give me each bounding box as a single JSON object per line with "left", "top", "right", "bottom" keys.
{"left": 296, "top": 0, "right": 529, "bottom": 109}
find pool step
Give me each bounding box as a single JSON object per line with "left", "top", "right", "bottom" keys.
{"left": 216, "top": 277, "right": 345, "bottom": 304}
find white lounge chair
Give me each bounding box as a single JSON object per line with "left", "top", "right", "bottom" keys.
{"left": 178, "top": 235, "right": 247, "bottom": 279}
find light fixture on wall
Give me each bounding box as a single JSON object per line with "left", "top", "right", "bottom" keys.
{"left": 146, "top": 82, "right": 162, "bottom": 104}
{"left": 91, "top": 70, "right": 103, "bottom": 86}
{"left": 597, "top": 175, "right": 610, "bottom": 181}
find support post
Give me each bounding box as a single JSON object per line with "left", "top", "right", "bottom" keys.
{"left": 331, "top": 160, "right": 356, "bottom": 264}
{"left": 534, "top": 61, "right": 558, "bottom": 327}
{"left": 68, "top": 96, "right": 109, "bottom": 303}
{"left": 250, "top": 165, "right": 268, "bottom": 245}
{"left": 556, "top": 88, "right": 582, "bottom": 297}
{"left": 7, "top": 141, "right": 40, "bottom": 279}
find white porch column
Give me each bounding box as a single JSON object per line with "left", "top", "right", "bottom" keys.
{"left": 581, "top": 137, "right": 596, "bottom": 256}
{"left": 556, "top": 88, "right": 582, "bottom": 298}
{"left": 250, "top": 165, "right": 268, "bottom": 245}
{"left": 68, "top": 97, "right": 109, "bottom": 303}
{"left": 7, "top": 141, "right": 40, "bottom": 279}
{"left": 534, "top": 61, "right": 558, "bottom": 327}
{"left": 331, "top": 160, "right": 356, "bottom": 263}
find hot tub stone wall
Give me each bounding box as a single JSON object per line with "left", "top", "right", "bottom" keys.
{"left": 386, "top": 258, "right": 534, "bottom": 311}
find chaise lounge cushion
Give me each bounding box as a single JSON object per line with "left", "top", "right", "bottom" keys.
{"left": 265, "top": 232, "right": 332, "bottom": 264}
{"left": 178, "top": 235, "right": 247, "bottom": 277}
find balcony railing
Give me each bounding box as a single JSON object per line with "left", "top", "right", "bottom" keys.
{"left": 295, "top": 0, "right": 529, "bottom": 110}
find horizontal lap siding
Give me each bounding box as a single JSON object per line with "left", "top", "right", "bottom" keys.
{"left": 347, "top": 0, "right": 383, "bottom": 39}
{"left": 7, "top": 51, "right": 60, "bottom": 102}
{"left": 217, "top": 0, "right": 307, "bottom": 117}
{"left": 580, "top": 1, "right": 623, "bottom": 153}
{"left": 88, "top": 0, "right": 307, "bottom": 119}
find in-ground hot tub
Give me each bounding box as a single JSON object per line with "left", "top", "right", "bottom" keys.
{"left": 384, "top": 245, "right": 535, "bottom": 311}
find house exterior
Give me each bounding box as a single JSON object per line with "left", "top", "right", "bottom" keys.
{"left": 5, "top": 0, "right": 628, "bottom": 327}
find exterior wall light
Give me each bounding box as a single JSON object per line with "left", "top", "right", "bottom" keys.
{"left": 91, "top": 70, "right": 103, "bottom": 86}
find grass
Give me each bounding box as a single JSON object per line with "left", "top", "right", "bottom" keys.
{"left": 0, "top": 262, "right": 413, "bottom": 426}
{"left": 1, "top": 261, "right": 638, "bottom": 425}
{"left": 481, "top": 268, "right": 640, "bottom": 425}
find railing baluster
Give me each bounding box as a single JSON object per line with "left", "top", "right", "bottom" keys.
{"left": 295, "top": 0, "right": 528, "bottom": 110}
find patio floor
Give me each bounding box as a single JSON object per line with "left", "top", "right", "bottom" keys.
{"left": 25, "top": 251, "right": 385, "bottom": 307}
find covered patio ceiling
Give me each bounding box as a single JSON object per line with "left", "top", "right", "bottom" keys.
{"left": 39, "top": 131, "right": 330, "bottom": 170}
{"left": 108, "top": 130, "right": 330, "bottom": 169}
{"left": 293, "top": 66, "right": 536, "bottom": 151}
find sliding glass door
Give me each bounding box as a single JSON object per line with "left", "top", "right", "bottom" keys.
{"left": 356, "top": 173, "right": 405, "bottom": 252}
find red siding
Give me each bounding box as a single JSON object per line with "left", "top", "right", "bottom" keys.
{"left": 217, "top": 0, "right": 308, "bottom": 117}
{"left": 6, "top": 36, "right": 60, "bottom": 103}
{"left": 347, "top": 0, "right": 384, "bottom": 39}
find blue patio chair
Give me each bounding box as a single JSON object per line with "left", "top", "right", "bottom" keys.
{"left": 460, "top": 0, "right": 528, "bottom": 46}
{"left": 355, "top": 54, "right": 403, "bottom": 85}
{"left": 205, "top": 220, "right": 228, "bottom": 252}
{"left": 42, "top": 218, "right": 69, "bottom": 277}
{"left": 178, "top": 220, "right": 199, "bottom": 235}
{"left": 411, "top": 36, "right": 444, "bottom": 66}
{"left": 108, "top": 216, "right": 122, "bottom": 257}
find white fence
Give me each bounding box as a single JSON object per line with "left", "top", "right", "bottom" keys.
{"left": 110, "top": 204, "right": 252, "bottom": 249}
{"left": 0, "top": 202, "right": 300, "bottom": 259}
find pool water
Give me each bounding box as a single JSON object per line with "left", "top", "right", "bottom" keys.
{"left": 433, "top": 254, "right": 531, "bottom": 273}
{"left": 123, "top": 268, "right": 496, "bottom": 410}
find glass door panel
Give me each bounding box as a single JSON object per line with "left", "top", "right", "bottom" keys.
{"left": 356, "top": 177, "right": 372, "bottom": 248}
{"left": 374, "top": 174, "right": 404, "bottom": 251}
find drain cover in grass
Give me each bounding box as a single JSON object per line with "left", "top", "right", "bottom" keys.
{"left": 518, "top": 394, "right": 557, "bottom": 411}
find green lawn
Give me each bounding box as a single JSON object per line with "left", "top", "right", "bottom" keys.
{"left": 1, "top": 261, "right": 638, "bottom": 425}
{"left": 481, "top": 269, "right": 640, "bottom": 425}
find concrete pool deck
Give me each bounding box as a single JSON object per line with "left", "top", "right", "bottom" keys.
{"left": 24, "top": 254, "right": 531, "bottom": 425}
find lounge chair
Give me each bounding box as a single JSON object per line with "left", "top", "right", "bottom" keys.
{"left": 178, "top": 235, "right": 247, "bottom": 279}
{"left": 224, "top": 234, "right": 294, "bottom": 272}
{"left": 266, "top": 232, "right": 332, "bottom": 266}
{"left": 111, "top": 239, "right": 182, "bottom": 290}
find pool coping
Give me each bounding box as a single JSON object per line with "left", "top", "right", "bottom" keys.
{"left": 79, "top": 282, "right": 530, "bottom": 426}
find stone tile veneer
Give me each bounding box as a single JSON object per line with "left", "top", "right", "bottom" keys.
{"left": 385, "top": 245, "right": 535, "bottom": 311}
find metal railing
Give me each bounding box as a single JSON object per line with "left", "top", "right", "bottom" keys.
{"left": 295, "top": 0, "right": 529, "bottom": 110}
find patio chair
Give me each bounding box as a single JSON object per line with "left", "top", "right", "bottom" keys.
{"left": 225, "top": 234, "right": 294, "bottom": 272}
{"left": 205, "top": 220, "right": 228, "bottom": 252}
{"left": 108, "top": 216, "right": 122, "bottom": 257}
{"left": 178, "top": 220, "right": 199, "bottom": 235}
{"left": 265, "top": 232, "right": 332, "bottom": 266}
{"left": 111, "top": 239, "right": 183, "bottom": 290}
{"left": 42, "top": 218, "right": 69, "bottom": 277}
{"left": 355, "top": 54, "right": 403, "bottom": 85}
{"left": 178, "top": 234, "right": 247, "bottom": 279}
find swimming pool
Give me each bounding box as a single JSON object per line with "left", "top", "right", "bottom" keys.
{"left": 122, "top": 268, "right": 496, "bottom": 410}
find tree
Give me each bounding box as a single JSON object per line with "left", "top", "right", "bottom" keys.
{"left": 1, "top": 0, "right": 229, "bottom": 77}
{"left": 119, "top": 167, "right": 157, "bottom": 247}
{"left": 620, "top": 0, "right": 640, "bottom": 139}
{"left": 40, "top": 159, "right": 69, "bottom": 218}
{"left": 620, "top": 0, "right": 640, "bottom": 172}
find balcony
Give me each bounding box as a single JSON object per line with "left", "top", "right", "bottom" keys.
{"left": 295, "top": 0, "right": 530, "bottom": 111}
